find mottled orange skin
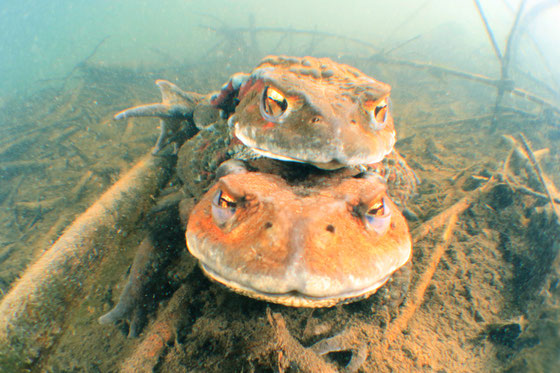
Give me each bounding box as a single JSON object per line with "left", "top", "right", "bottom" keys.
{"left": 227, "top": 56, "right": 396, "bottom": 169}
{"left": 113, "top": 56, "right": 414, "bottom": 201}
{"left": 186, "top": 168, "right": 411, "bottom": 307}
{"left": 105, "top": 56, "right": 413, "bottom": 326}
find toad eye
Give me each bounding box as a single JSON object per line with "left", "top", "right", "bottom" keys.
{"left": 261, "top": 86, "right": 288, "bottom": 121}
{"left": 366, "top": 98, "right": 389, "bottom": 130}
{"left": 364, "top": 197, "right": 391, "bottom": 234}
{"left": 212, "top": 189, "right": 238, "bottom": 226}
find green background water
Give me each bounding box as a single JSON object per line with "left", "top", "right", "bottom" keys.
{"left": 1, "top": 0, "right": 559, "bottom": 371}
{"left": 2, "top": 0, "right": 559, "bottom": 99}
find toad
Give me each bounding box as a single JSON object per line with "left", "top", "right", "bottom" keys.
{"left": 115, "top": 55, "right": 396, "bottom": 171}
{"left": 186, "top": 160, "right": 412, "bottom": 307}
{"left": 101, "top": 56, "right": 415, "bottom": 334}
{"left": 211, "top": 55, "right": 396, "bottom": 169}
{"left": 114, "top": 56, "right": 417, "bottom": 205}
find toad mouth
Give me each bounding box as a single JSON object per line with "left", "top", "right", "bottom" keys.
{"left": 198, "top": 261, "right": 394, "bottom": 308}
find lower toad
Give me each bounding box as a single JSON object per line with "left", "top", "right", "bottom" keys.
{"left": 187, "top": 160, "right": 412, "bottom": 307}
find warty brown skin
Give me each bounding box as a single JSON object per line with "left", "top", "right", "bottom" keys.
{"left": 223, "top": 55, "right": 396, "bottom": 169}
{"left": 186, "top": 166, "right": 411, "bottom": 307}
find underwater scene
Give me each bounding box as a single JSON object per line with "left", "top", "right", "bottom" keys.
{"left": 1, "top": 0, "right": 559, "bottom": 371}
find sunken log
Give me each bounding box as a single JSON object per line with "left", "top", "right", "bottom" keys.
{"left": 0, "top": 152, "right": 172, "bottom": 369}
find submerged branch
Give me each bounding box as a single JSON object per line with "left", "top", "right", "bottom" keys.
{"left": 380, "top": 35, "right": 422, "bottom": 56}
{"left": 518, "top": 133, "right": 560, "bottom": 221}
{"left": 0, "top": 153, "right": 173, "bottom": 369}
{"left": 200, "top": 25, "right": 379, "bottom": 52}
{"left": 384, "top": 212, "right": 460, "bottom": 348}
{"left": 200, "top": 17, "right": 560, "bottom": 119}
{"left": 473, "top": 0, "right": 503, "bottom": 61}
{"left": 490, "top": 0, "right": 528, "bottom": 130}
{"left": 502, "top": 0, "right": 527, "bottom": 78}
{"left": 366, "top": 55, "right": 560, "bottom": 116}
{"left": 38, "top": 36, "right": 110, "bottom": 88}
{"left": 0, "top": 159, "right": 50, "bottom": 178}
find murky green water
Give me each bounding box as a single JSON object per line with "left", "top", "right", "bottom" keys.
{"left": 1, "top": 1, "right": 559, "bottom": 371}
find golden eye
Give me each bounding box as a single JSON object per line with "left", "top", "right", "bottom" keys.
{"left": 212, "top": 189, "right": 238, "bottom": 226}
{"left": 215, "top": 190, "right": 237, "bottom": 209}
{"left": 374, "top": 99, "right": 388, "bottom": 124}
{"left": 364, "top": 197, "right": 391, "bottom": 234}
{"left": 261, "top": 86, "right": 288, "bottom": 120}
{"left": 365, "top": 98, "right": 389, "bottom": 130}
{"left": 367, "top": 199, "right": 385, "bottom": 217}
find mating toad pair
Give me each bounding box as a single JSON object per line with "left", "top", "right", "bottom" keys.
{"left": 108, "top": 55, "right": 414, "bottom": 310}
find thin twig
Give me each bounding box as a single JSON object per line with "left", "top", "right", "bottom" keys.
{"left": 513, "top": 66, "right": 560, "bottom": 102}
{"left": 384, "top": 212, "right": 459, "bottom": 347}
{"left": 369, "top": 55, "right": 497, "bottom": 85}
{"left": 380, "top": 0, "right": 431, "bottom": 48}
{"left": 200, "top": 25, "right": 380, "bottom": 52}
{"left": 518, "top": 133, "right": 560, "bottom": 221}
{"left": 62, "top": 36, "right": 110, "bottom": 89}
{"left": 473, "top": 0, "right": 503, "bottom": 61}
{"left": 0, "top": 246, "right": 16, "bottom": 266}
{"left": 501, "top": 148, "right": 516, "bottom": 189}
{"left": 490, "top": 0, "right": 528, "bottom": 130}
{"left": 0, "top": 159, "right": 51, "bottom": 178}
{"left": 511, "top": 182, "right": 560, "bottom": 205}
{"left": 380, "top": 35, "right": 422, "bottom": 56}
{"left": 362, "top": 55, "right": 560, "bottom": 116}
{"left": 15, "top": 197, "right": 65, "bottom": 214}
{"left": 38, "top": 36, "right": 110, "bottom": 88}
{"left": 502, "top": 0, "right": 527, "bottom": 80}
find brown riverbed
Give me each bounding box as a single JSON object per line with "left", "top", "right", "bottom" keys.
{"left": 0, "top": 55, "right": 559, "bottom": 372}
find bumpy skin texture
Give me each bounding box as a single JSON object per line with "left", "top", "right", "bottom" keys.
{"left": 212, "top": 55, "right": 396, "bottom": 169}
{"left": 176, "top": 121, "right": 417, "bottom": 210}
{"left": 102, "top": 56, "right": 415, "bottom": 336}
{"left": 114, "top": 80, "right": 207, "bottom": 154}
{"left": 186, "top": 162, "right": 412, "bottom": 307}
{"left": 113, "top": 56, "right": 416, "bottom": 200}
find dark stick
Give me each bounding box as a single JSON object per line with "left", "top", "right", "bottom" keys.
{"left": 38, "top": 36, "right": 111, "bottom": 88}
{"left": 272, "top": 33, "right": 289, "bottom": 52}
{"left": 502, "top": 0, "right": 527, "bottom": 79}
{"left": 490, "top": 0, "right": 527, "bottom": 130}
{"left": 473, "top": 0, "right": 503, "bottom": 61}
{"left": 513, "top": 65, "right": 560, "bottom": 101}
{"left": 381, "top": 0, "right": 431, "bottom": 47}
{"left": 80, "top": 36, "right": 111, "bottom": 66}
{"left": 380, "top": 35, "right": 422, "bottom": 56}
{"left": 368, "top": 55, "right": 497, "bottom": 85}
{"left": 200, "top": 25, "right": 380, "bottom": 52}
{"left": 518, "top": 132, "right": 560, "bottom": 221}
{"left": 198, "top": 22, "right": 560, "bottom": 117}
{"left": 365, "top": 55, "right": 560, "bottom": 116}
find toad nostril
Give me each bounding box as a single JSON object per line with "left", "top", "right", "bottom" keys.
{"left": 326, "top": 224, "right": 335, "bottom": 233}
{"left": 264, "top": 222, "right": 273, "bottom": 229}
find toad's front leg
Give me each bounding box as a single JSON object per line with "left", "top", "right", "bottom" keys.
{"left": 99, "top": 197, "right": 190, "bottom": 337}
{"left": 98, "top": 234, "right": 162, "bottom": 337}
{"left": 114, "top": 80, "right": 218, "bottom": 155}
{"left": 307, "top": 261, "right": 412, "bottom": 372}
{"left": 309, "top": 328, "right": 368, "bottom": 373}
